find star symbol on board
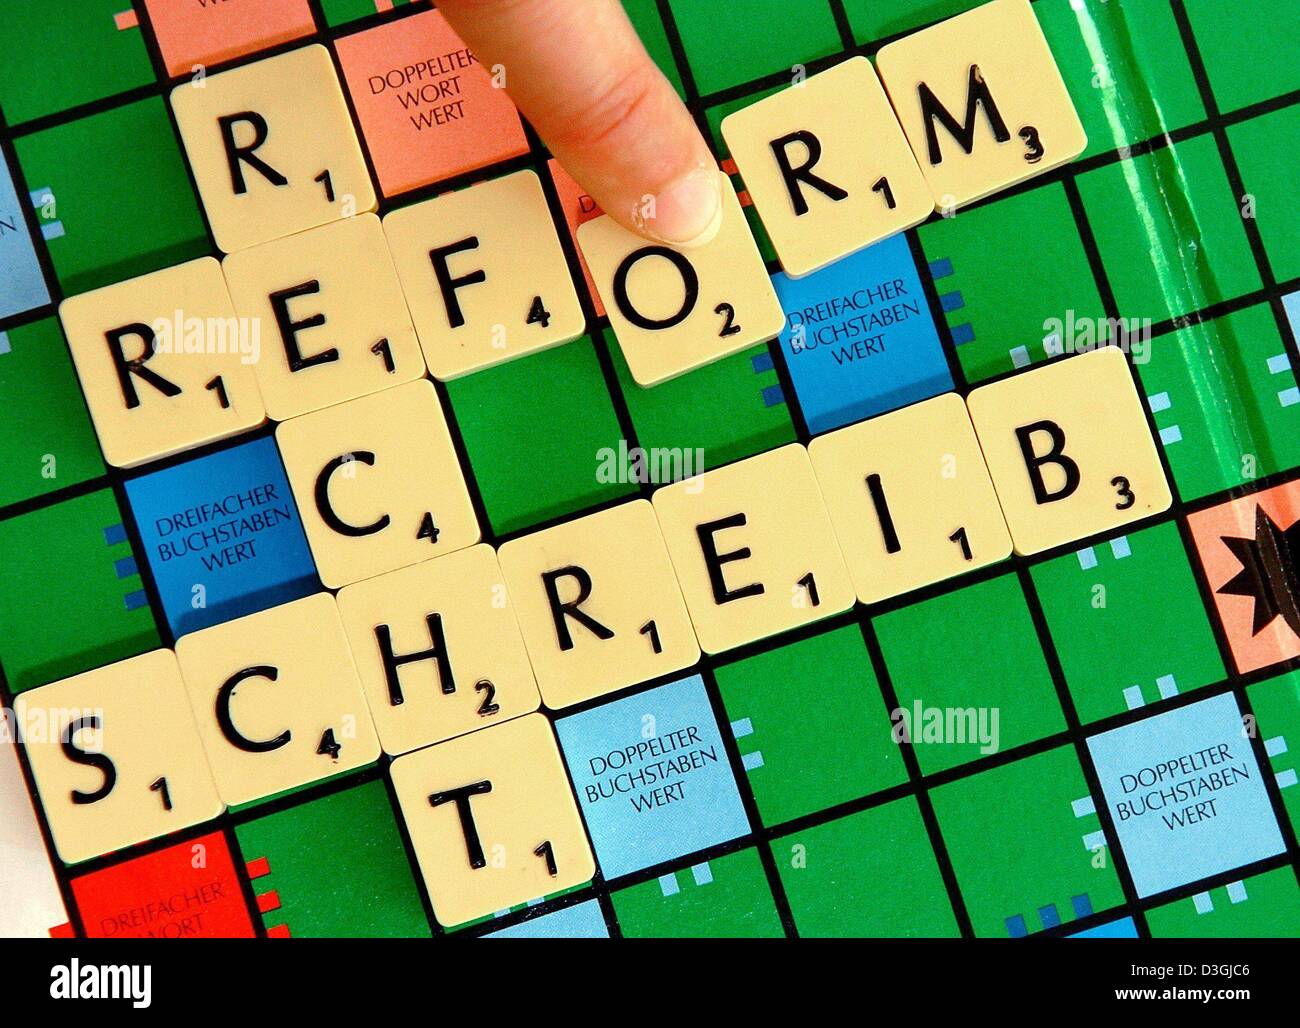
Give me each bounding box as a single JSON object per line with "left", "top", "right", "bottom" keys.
{"left": 1217, "top": 505, "right": 1300, "bottom": 637}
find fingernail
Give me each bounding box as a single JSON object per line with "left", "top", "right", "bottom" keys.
{"left": 641, "top": 167, "right": 723, "bottom": 248}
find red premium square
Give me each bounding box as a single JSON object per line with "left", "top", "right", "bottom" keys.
{"left": 144, "top": 0, "right": 316, "bottom": 78}
{"left": 70, "top": 831, "right": 255, "bottom": 938}
{"left": 335, "top": 8, "right": 528, "bottom": 196}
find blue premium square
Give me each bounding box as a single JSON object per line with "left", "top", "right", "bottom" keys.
{"left": 772, "top": 233, "right": 950, "bottom": 435}
{"left": 0, "top": 150, "right": 49, "bottom": 319}
{"left": 556, "top": 675, "right": 750, "bottom": 880}
{"left": 485, "top": 900, "right": 610, "bottom": 939}
{"left": 1087, "top": 692, "right": 1285, "bottom": 897}
{"left": 125, "top": 436, "right": 318, "bottom": 637}
{"left": 1068, "top": 916, "right": 1139, "bottom": 939}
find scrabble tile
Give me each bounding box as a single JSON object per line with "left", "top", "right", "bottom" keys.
{"left": 0, "top": 1, "right": 153, "bottom": 124}
{"left": 223, "top": 213, "right": 425, "bottom": 419}
{"left": 59, "top": 257, "right": 266, "bottom": 468}
{"left": 579, "top": 173, "right": 786, "bottom": 386}
{"left": 15, "top": 97, "right": 209, "bottom": 295}
{"left": 651, "top": 444, "right": 855, "bottom": 653}
{"left": 498, "top": 500, "right": 699, "bottom": 709}
{"left": 390, "top": 713, "right": 595, "bottom": 927}
{"left": 144, "top": 0, "right": 315, "bottom": 78}
{"left": 235, "top": 779, "right": 431, "bottom": 937}
{"left": 275, "top": 379, "right": 480, "bottom": 588}
{"left": 69, "top": 830, "right": 255, "bottom": 938}
{"left": 0, "top": 488, "right": 159, "bottom": 694}
{"left": 174, "top": 593, "right": 380, "bottom": 807}
{"left": 170, "top": 45, "right": 376, "bottom": 253}
{"left": 0, "top": 148, "right": 49, "bottom": 319}
{"left": 875, "top": 0, "right": 1087, "bottom": 210}
{"left": 772, "top": 233, "right": 951, "bottom": 433}
{"left": 15, "top": 650, "right": 223, "bottom": 865}
{"left": 334, "top": 9, "right": 528, "bottom": 196}
{"left": 1088, "top": 693, "right": 1285, "bottom": 898}
{"left": 809, "top": 392, "right": 1011, "bottom": 604}
{"left": 0, "top": 735, "right": 68, "bottom": 937}
{"left": 0, "top": 318, "right": 104, "bottom": 508}
{"left": 966, "top": 347, "right": 1172, "bottom": 556}
{"left": 384, "top": 171, "right": 585, "bottom": 379}
{"left": 555, "top": 675, "right": 750, "bottom": 878}
{"left": 336, "top": 545, "right": 541, "bottom": 755}
{"left": 721, "top": 57, "right": 931, "bottom": 277}
{"left": 124, "top": 437, "right": 318, "bottom": 638}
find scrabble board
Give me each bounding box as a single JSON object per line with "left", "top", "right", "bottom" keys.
{"left": 1, "top": 0, "right": 1298, "bottom": 941}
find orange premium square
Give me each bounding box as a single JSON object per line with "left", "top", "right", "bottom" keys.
{"left": 335, "top": 8, "right": 528, "bottom": 196}
{"left": 1188, "top": 479, "right": 1300, "bottom": 674}
{"left": 144, "top": 0, "right": 316, "bottom": 78}
{"left": 547, "top": 157, "right": 604, "bottom": 316}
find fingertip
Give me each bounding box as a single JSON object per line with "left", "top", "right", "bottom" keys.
{"left": 633, "top": 166, "right": 724, "bottom": 248}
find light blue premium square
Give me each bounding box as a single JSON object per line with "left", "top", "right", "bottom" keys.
{"left": 1087, "top": 692, "right": 1285, "bottom": 897}
{"left": 0, "top": 150, "right": 49, "bottom": 318}
{"left": 125, "top": 436, "right": 318, "bottom": 638}
{"left": 1284, "top": 290, "right": 1300, "bottom": 338}
{"left": 485, "top": 900, "right": 610, "bottom": 939}
{"left": 772, "top": 233, "right": 949, "bottom": 435}
{"left": 556, "top": 675, "right": 750, "bottom": 880}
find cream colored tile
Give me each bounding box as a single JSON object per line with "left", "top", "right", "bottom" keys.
{"left": 652, "top": 444, "right": 854, "bottom": 652}
{"left": 174, "top": 593, "right": 380, "bottom": 806}
{"left": 384, "top": 170, "right": 585, "bottom": 379}
{"left": 275, "top": 379, "right": 480, "bottom": 588}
